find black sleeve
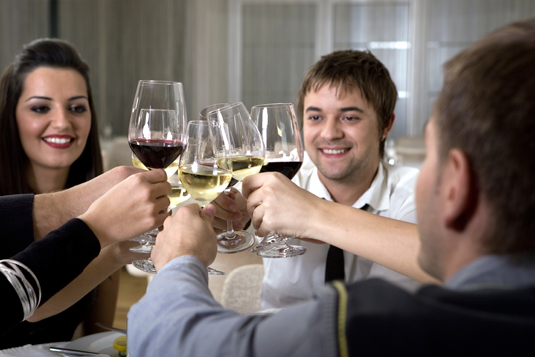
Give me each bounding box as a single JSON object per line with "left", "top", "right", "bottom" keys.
{"left": 1, "top": 218, "right": 100, "bottom": 336}
{"left": 0, "top": 194, "right": 35, "bottom": 257}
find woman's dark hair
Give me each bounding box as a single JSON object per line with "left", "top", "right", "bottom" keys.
{"left": 0, "top": 38, "right": 103, "bottom": 195}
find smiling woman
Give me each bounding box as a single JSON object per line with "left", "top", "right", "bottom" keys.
{"left": 15, "top": 67, "right": 92, "bottom": 193}
{"left": 0, "top": 38, "right": 103, "bottom": 195}
{"left": 0, "top": 39, "right": 114, "bottom": 348}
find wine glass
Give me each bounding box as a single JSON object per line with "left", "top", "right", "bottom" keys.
{"left": 127, "top": 80, "right": 187, "bottom": 273}
{"left": 249, "top": 103, "right": 306, "bottom": 258}
{"left": 179, "top": 120, "right": 233, "bottom": 275}
{"left": 207, "top": 102, "right": 265, "bottom": 253}
{"left": 199, "top": 103, "right": 230, "bottom": 120}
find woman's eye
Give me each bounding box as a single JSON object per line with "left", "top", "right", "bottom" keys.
{"left": 71, "top": 105, "right": 87, "bottom": 114}
{"left": 308, "top": 115, "right": 321, "bottom": 121}
{"left": 31, "top": 106, "right": 50, "bottom": 114}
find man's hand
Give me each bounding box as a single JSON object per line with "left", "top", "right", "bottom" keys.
{"left": 242, "top": 172, "right": 324, "bottom": 239}
{"left": 209, "top": 187, "right": 250, "bottom": 233}
{"left": 79, "top": 169, "right": 171, "bottom": 248}
{"left": 151, "top": 204, "right": 217, "bottom": 271}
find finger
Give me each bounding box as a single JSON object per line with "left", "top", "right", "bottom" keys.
{"left": 155, "top": 195, "right": 171, "bottom": 214}
{"left": 201, "top": 204, "right": 215, "bottom": 222}
{"left": 151, "top": 181, "right": 172, "bottom": 199}
{"left": 208, "top": 201, "right": 242, "bottom": 221}
{"left": 141, "top": 168, "right": 168, "bottom": 183}
{"left": 211, "top": 216, "right": 228, "bottom": 231}
{"left": 212, "top": 192, "right": 238, "bottom": 213}
{"left": 246, "top": 189, "right": 263, "bottom": 218}
{"left": 250, "top": 201, "right": 264, "bottom": 231}
{"left": 241, "top": 173, "right": 266, "bottom": 198}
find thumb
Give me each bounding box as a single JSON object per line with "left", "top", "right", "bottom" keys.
{"left": 201, "top": 205, "right": 216, "bottom": 222}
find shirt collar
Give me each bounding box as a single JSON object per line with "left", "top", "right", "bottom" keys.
{"left": 307, "top": 159, "right": 392, "bottom": 211}
{"left": 445, "top": 254, "right": 535, "bottom": 290}
{"left": 355, "top": 162, "right": 391, "bottom": 211}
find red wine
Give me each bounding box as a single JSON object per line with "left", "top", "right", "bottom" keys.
{"left": 260, "top": 161, "right": 303, "bottom": 180}
{"left": 129, "top": 139, "right": 184, "bottom": 169}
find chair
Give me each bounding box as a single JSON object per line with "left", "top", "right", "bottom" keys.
{"left": 221, "top": 264, "right": 264, "bottom": 314}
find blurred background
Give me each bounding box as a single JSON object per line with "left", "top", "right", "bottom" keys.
{"left": 2, "top": 0, "right": 534, "bottom": 148}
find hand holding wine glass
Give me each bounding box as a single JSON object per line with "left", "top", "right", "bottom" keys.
{"left": 178, "top": 120, "right": 232, "bottom": 275}
{"left": 249, "top": 103, "right": 306, "bottom": 258}
{"left": 207, "top": 102, "right": 265, "bottom": 253}
{"left": 127, "top": 80, "right": 187, "bottom": 273}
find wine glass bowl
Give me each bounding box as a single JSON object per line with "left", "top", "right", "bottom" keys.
{"left": 128, "top": 109, "right": 185, "bottom": 169}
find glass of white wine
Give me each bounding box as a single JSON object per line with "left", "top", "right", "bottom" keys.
{"left": 178, "top": 120, "right": 233, "bottom": 275}
{"left": 207, "top": 102, "right": 265, "bottom": 253}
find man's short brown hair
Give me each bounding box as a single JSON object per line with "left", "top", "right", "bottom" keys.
{"left": 296, "top": 50, "right": 397, "bottom": 157}
{"left": 435, "top": 19, "right": 535, "bottom": 256}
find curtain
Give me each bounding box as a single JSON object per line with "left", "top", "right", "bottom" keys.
{"left": 1, "top": 0, "right": 534, "bottom": 142}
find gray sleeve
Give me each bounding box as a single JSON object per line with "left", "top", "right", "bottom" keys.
{"left": 127, "top": 255, "right": 334, "bottom": 356}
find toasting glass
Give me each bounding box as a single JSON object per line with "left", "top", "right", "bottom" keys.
{"left": 127, "top": 80, "right": 187, "bottom": 273}
{"left": 207, "top": 102, "right": 265, "bottom": 253}
{"left": 178, "top": 120, "right": 233, "bottom": 275}
{"left": 249, "top": 103, "right": 306, "bottom": 258}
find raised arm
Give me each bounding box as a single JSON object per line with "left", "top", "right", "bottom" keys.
{"left": 242, "top": 172, "right": 438, "bottom": 284}
{"left": 31, "top": 166, "right": 141, "bottom": 241}
{"left": 1, "top": 169, "right": 170, "bottom": 331}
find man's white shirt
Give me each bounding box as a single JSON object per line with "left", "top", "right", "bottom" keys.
{"left": 261, "top": 152, "right": 422, "bottom": 309}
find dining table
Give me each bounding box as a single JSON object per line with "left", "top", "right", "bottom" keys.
{"left": 0, "top": 331, "right": 123, "bottom": 357}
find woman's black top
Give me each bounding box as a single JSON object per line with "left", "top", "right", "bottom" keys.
{"left": 0, "top": 194, "right": 100, "bottom": 344}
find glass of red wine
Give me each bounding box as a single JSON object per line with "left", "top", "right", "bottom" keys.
{"left": 127, "top": 80, "right": 187, "bottom": 273}
{"left": 207, "top": 102, "right": 265, "bottom": 254}
{"left": 249, "top": 103, "right": 306, "bottom": 258}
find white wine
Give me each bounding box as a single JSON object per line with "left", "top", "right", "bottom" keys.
{"left": 230, "top": 156, "right": 265, "bottom": 181}
{"left": 179, "top": 164, "right": 232, "bottom": 206}
{"left": 168, "top": 186, "right": 190, "bottom": 208}
{"left": 131, "top": 155, "right": 179, "bottom": 179}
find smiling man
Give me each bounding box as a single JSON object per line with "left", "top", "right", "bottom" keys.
{"left": 261, "top": 50, "right": 421, "bottom": 309}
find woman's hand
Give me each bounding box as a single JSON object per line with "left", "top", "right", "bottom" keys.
{"left": 79, "top": 169, "right": 171, "bottom": 247}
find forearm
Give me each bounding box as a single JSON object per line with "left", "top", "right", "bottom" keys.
{"left": 128, "top": 256, "right": 323, "bottom": 357}
{"left": 305, "top": 200, "right": 438, "bottom": 284}
{"left": 28, "top": 246, "right": 123, "bottom": 322}
{"left": 32, "top": 167, "right": 137, "bottom": 240}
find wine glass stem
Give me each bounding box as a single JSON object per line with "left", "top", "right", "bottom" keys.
{"left": 225, "top": 220, "right": 237, "bottom": 239}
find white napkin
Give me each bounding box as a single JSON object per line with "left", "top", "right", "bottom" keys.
{"left": 0, "top": 342, "right": 68, "bottom": 356}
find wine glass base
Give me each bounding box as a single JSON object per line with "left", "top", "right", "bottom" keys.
{"left": 217, "top": 231, "right": 256, "bottom": 254}
{"left": 132, "top": 259, "right": 157, "bottom": 273}
{"left": 208, "top": 267, "right": 225, "bottom": 275}
{"left": 256, "top": 244, "right": 307, "bottom": 258}
{"left": 248, "top": 235, "right": 278, "bottom": 253}
{"left": 129, "top": 245, "right": 153, "bottom": 253}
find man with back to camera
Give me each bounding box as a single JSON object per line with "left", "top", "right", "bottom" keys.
{"left": 128, "top": 18, "right": 535, "bottom": 356}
